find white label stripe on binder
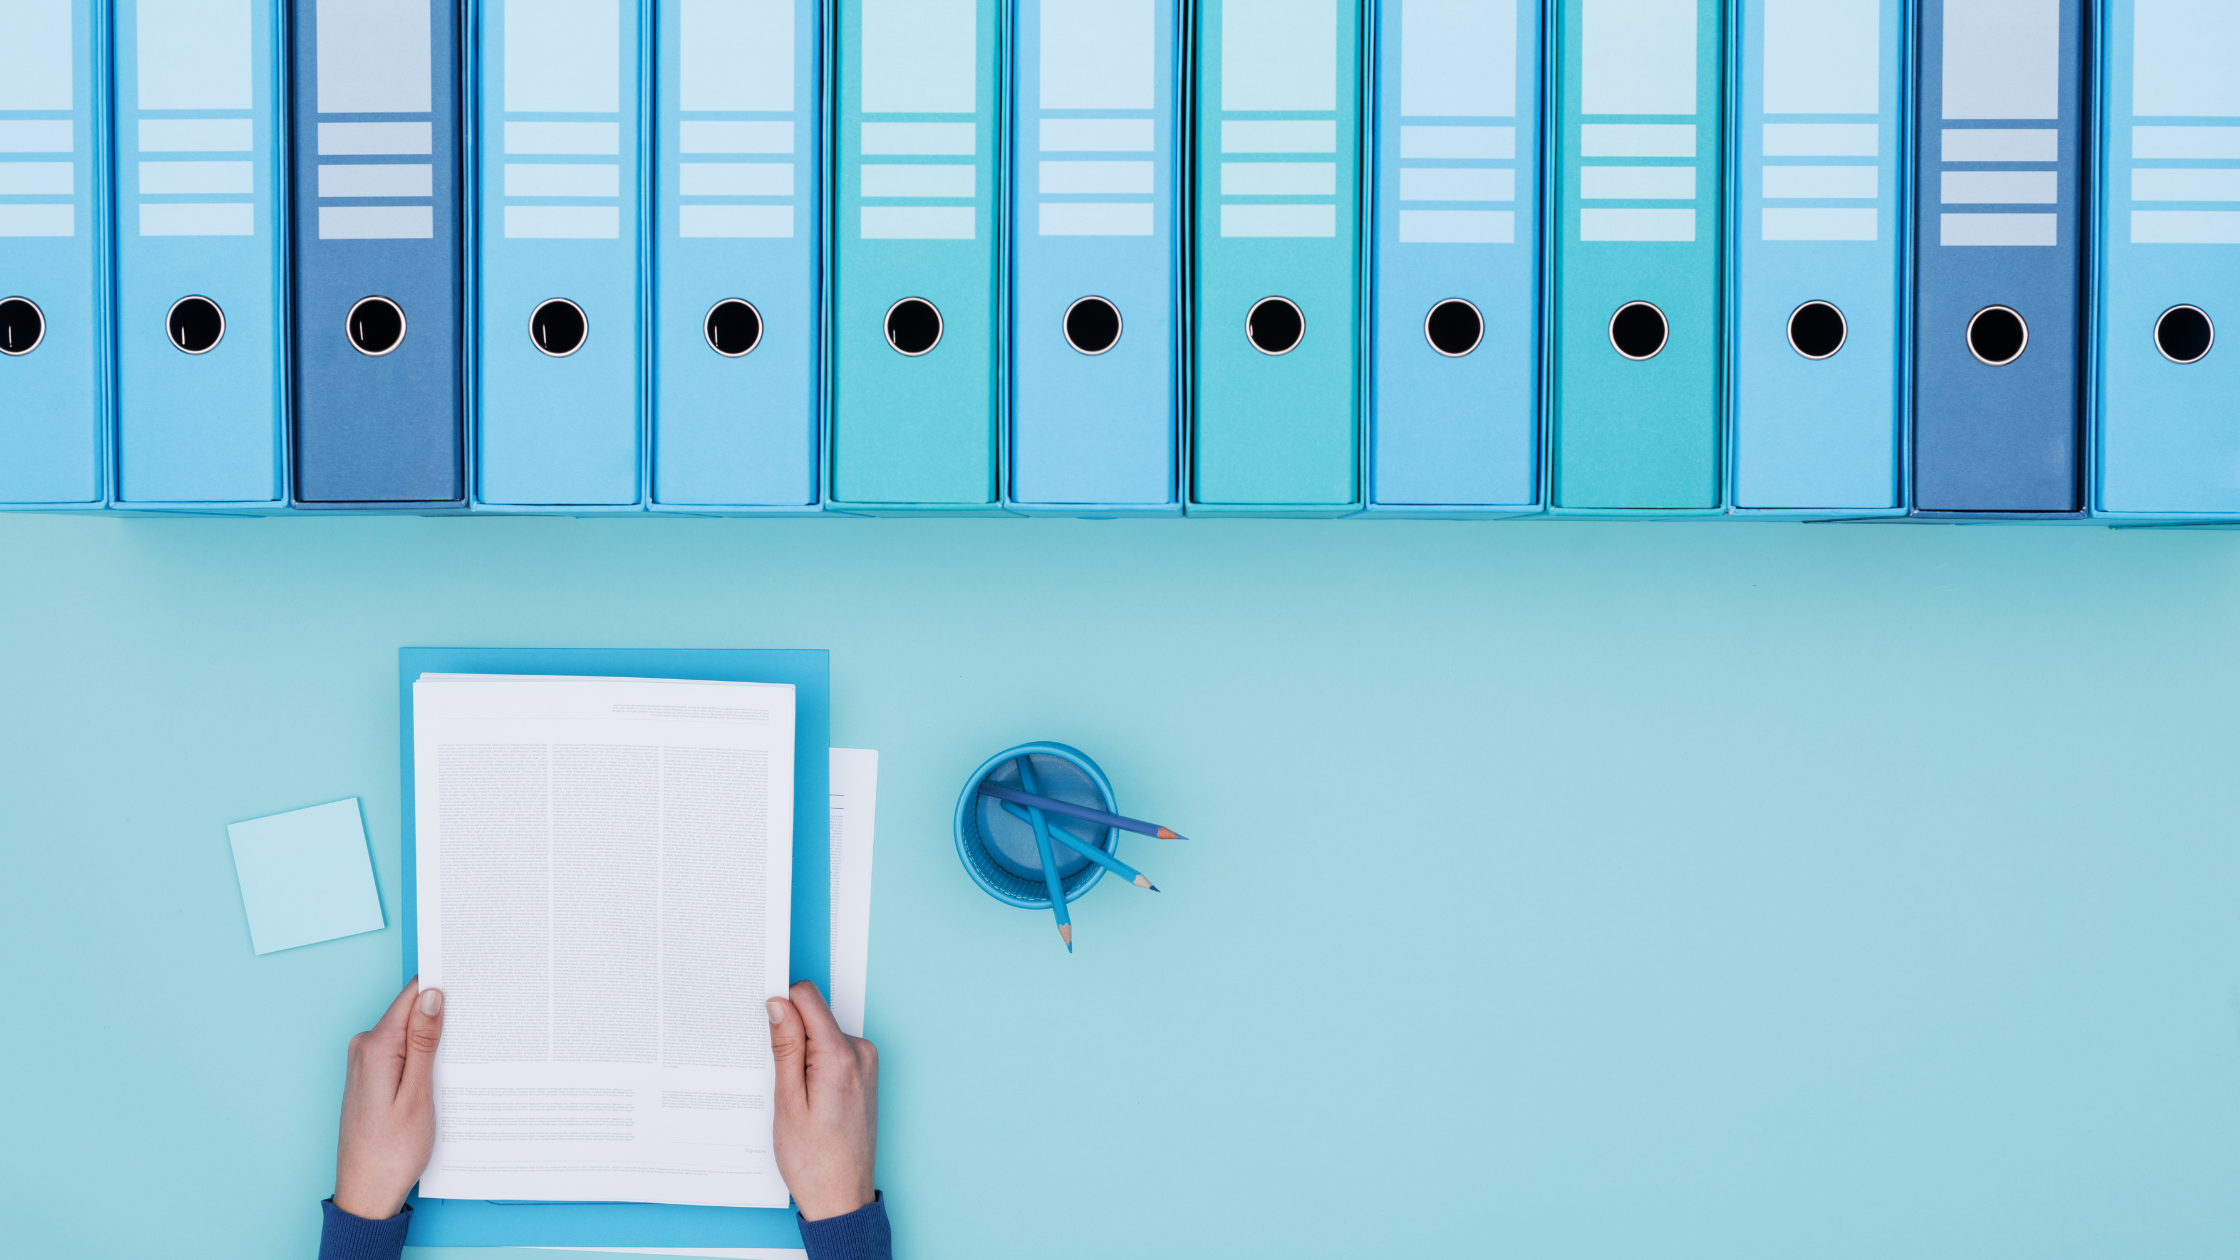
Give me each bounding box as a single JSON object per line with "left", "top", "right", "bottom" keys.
{"left": 1399, "top": 125, "right": 1514, "bottom": 159}
{"left": 2132, "top": 0, "right": 2240, "bottom": 118}
{"left": 0, "top": 120, "right": 75, "bottom": 153}
{"left": 1223, "top": 0, "right": 1337, "bottom": 112}
{"left": 1221, "top": 162, "right": 1337, "bottom": 196}
{"left": 140, "top": 160, "right": 254, "bottom": 194}
{"left": 1583, "top": 0, "right": 1697, "bottom": 116}
{"left": 1043, "top": 0, "right": 1154, "bottom": 111}
{"left": 505, "top": 122, "right": 621, "bottom": 155}
{"left": 0, "top": 163, "right": 73, "bottom": 195}
{"left": 1039, "top": 202, "right": 1154, "bottom": 235}
{"left": 505, "top": 0, "right": 621, "bottom": 113}
{"left": 1941, "top": 0, "right": 2058, "bottom": 120}
{"left": 1398, "top": 208, "right": 1513, "bottom": 243}
{"left": 0, "top": 0, "right": 73, "bottom": 111}
{"left": 682, "top": 121, "right": 794, "bottom": 154}
{"left": 1401, "top": 0, "right": 1517, "bottom": 118}
{"left": 1041, "top": 119, "right": 1154, "bottom": 152}
{"left": 861, "top": 164, "right": 975, "bottom": 197}
{"left": 320, "top": 205, "right": 435, "bottom": 238}
{"left": 682, "top": 0, "right": 791, "bottom": 112}
{"left": 1221, "top": 121, "right": 1337, "bottom": 154}
{"left": 1220, "top": 203, "right": 1337, "bottom": 237}
{"left": 861, "top": 122, "right": 973, "bottom": 156}
{"left": 318, "top": 121, "right": 432, "bottom": 155}
{"left": 862, "top": 0, "right": 975, "bottom": 113}
{"left": 1763, "top": 206, "right": 1876, "bottom": 240}
{"left": 506, "top": 163, "right": 622, "bottom": 197}
{"left": 1939, "top": 127, "right": 2055, "bottom": 162}
{"left": 1039, "top": 161, "right": 1154, "bottom": 194}
{"left": 1399, "top": 167, "right": 1514, "bottom": 202}
{"left": 140, "top": 202, "right": 254, "bottom": 235}
{"left": 2132, "top": 210, "right": 2240, "bottom": 244}
{"left": 1939, "top": 211, "right": 2055, "bottom": 245}
{"left": 1763, "top": 0, "right": 1877, "bottom": 115}
{"left": 317, "top": 0, "right": 433, "bottom": 114}
{"left": 2132, "top": 169, "right": 2240, "bottom": 203}
{"left": 2133, "top": 126, "right": 2240, "bottom": 160}
{"left": 0, "top": 204, "right": 73, "bottom": 236}
{"left": 860, "top": 206, "right": 975, "bottom": 239}
{"left": 679, "top": 162, "right": 794, "bottom": 197}
{"left": 505, "top": 204, "right": 621, "bottom": 238}
{"left": 139, "top": 0, "right": 253, "bottom": 111}
{"left": 1762, "top": 123, "right": 1876, "bottom": 157}
{"left": 1580, "top": 207, "right": 1693, "bottom": 240}
{"left": 318, "top": 163, "right": 434, "bottom": 198}
{"left": 1580, "top": 165, "right": 1693, "bottom": 199}
{"left": 681, "top": 204, "right": 793, "bottom": 238}
{"left": 141, "top": 119, "right": 253, "bottom": 152}
{"left": 1581, "top": 124, "right": 1694, "bottom": 157}
{"left": 1941, "top": 170, "right": 2056, "bottom": 203}
{"left": 1762, "top": 165, "right": 1876, "bottom": 199}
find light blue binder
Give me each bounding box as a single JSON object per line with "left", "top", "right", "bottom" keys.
{"left": 828, "top": 0, "right": 1005, "bottom": 513}
{"left": 650, "top": 0, "right": 822, "bottom": 513}
{"left": 0, "top": 0, "right": 108, "bottom": 511}
{"left": 1190, "top": 0, "right": 1366, "bottom": 516}
{"left": 1004, "top": 0, "right": 1183, "bottom": 516}
{"left": 475, "top": 0, "right": 646, "bottom": 511}
{"left": 2094, "top": 0, "right": 2240, "bottom": 520}
{"left": 1729, "top": 0, "right": 1908, "bottom": 517}
{"left": 1366, "top": 0, "right": 1542, "bottom": 517}
{"left": 112, "top": 0, "right": 288, "bottom": 509}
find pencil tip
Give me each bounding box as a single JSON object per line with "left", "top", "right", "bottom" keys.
{"left": 1157, "top": 828, "right": 1182, "bottom": 839}
{"left": 1135, "top": 875, "right": 1152, "bottom": 889}
{"left": 1150, "top": 884, "right": 1162, "bottom": 892}
{"left": 1057, "top": 924, "right": 1072, "bottom": 946}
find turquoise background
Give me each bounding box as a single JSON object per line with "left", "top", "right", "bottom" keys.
{"left": 5, "top": 514, "right": 2240, "bottom": 1258}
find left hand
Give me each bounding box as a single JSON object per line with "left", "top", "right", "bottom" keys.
{"left": 333, "top": 979, "right": 445, "bottom": 1221}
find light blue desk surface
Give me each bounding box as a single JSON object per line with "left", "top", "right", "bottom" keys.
{"left": 5, "top": 515, "right": 2240, "bottom": 1259}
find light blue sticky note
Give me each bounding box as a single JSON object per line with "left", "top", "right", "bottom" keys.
{"left": 226, "top": 798, "right": 386, "bottom": 954}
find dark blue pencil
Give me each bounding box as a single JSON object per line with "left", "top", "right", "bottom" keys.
{"left": 976, "top": 782, "right": 1186, "bottom": 840}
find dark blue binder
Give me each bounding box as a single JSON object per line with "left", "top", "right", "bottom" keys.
{"left": 289, "top": 0, "right": 464, "bottom": 507}
{"left": 1911, "top": 0, "right": 2086, "bottom": 515}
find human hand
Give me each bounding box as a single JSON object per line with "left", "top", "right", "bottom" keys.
{"left": 333, "top": 978, "right": 445, "bottom": 1221}
{"left": 767, "top": 981, "right": 879, "bottom": 1221}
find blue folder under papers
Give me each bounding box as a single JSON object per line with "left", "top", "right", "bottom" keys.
{"left": 399, "top": 647, "right": 830, "bottom": 1250}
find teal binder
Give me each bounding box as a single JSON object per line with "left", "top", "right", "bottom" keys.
{"left": 398, "top": 646, "right": 830, "bottom": 1252}
{"left": 1189, "top": 0, "right": 1366, "bottom": 517}
{"left": 1550, "top": 0, "right": 1726, "bottom": 514}
{"left": 828, "top": 0, "right": 1005, "bottom": 513}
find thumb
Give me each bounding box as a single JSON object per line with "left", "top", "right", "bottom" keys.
{"left": 768, "top": 997, "right": 807, "bottom": 1118}
{"left": 399, "top": 986, "right": 444, "bottom": 1103}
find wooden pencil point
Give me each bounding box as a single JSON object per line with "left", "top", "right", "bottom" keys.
{"left": 1057, "top": 923, "right": 1072, "bottom": 946}
{"left": 1134, "top": 874, "right": 1153, "bottom": 889}
{"left": 1156, "top": 828, "right": 1182, "bottom": 839}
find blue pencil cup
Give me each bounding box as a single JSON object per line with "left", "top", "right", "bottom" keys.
{"left": 955, "top": 743, "right": 1118, "bottom": 908}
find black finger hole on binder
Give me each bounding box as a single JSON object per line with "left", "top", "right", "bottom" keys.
{"left": 1966, "top": 305, "right": 2028, "bottom": 366}
{"left": 886, "top": 298, "right": 942, "bottom": 356}
{"left": 346, "top": 296, "right": 407, "bottom": 357}
{"left": 1247, "top": 297, "right": 1304, "bottom": 356}
{"left": 1787, "top": 301, "right": 1847, "bottom": 360}
{"left": 1608, "top": 301, "right": 1667, "bottom": 361}
{"left": 1424, "top": 299, "right": 1483, "bottom": 357}
{"left": 0, "top": 297, "right": 44, "bottom": 356}
{"left": 1063, "top": 296, "right": 1122, "bottom": 355}
{"left": 167, "top": 296, "right": 225, "bottom": 355}
{"left": 705, "top": 298, "right": 764, "bottom": 357}
{"left": 530, "top": 299, "right": 588, "bottom": 358}
{"left": 2154, "top": 305, "right": 2214, "bottom": 365}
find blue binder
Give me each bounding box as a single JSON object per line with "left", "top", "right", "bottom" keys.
{"left": 1190, "top": 0, "right": 1365, "bottom": 517}
{"left": 2093, "top": 0, "right": 2240, "bottom": 520}
{"left": 1548, "top": 0, "right": 1726, "bottom": 515}
{"left": 1911, "top": 0, "right": 2084, "bottom": 516}
{"left": 828, "top": 0, "right": 1006, "bottom": 513}
{"left": 1004, "top": 0, "right": 1183, "bottom": 516}
{"left": 112, "top": 0, "right": 288, "bottom": 510}
{"left": 289, "top": 0, "right": 465, "bottom": 509}
{"left": 0, "top": 0, "right": 108, "bottom": 511}
{"left": 649, "top": 0, "right": 823, "bottom": 513}
{"left": 397, "top": 647, "right": 830, "bottom": 1251}
{"left": 475, "top": 0, "right": 646, "bottom": 511}
{"left": 1365, "top": 0, "right": 1542, "bottom": 518}
{"left": 1729, "top": 0, "right": 1908, "bottom": 517}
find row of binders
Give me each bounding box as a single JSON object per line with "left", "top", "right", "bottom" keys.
{"left": 1, "top": 0, "right": 2235, "bottom": 520}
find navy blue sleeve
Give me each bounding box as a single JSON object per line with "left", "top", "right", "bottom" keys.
{"left": 319, "top": 1198, "right": 411, "bottom": 1260}
{"left": 797, "top": 1192, "right": 892, "bottom": 1260}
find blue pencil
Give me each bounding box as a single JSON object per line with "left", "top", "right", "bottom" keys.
{"left": 997, "top": 800, "right": 1159, "bottom": 891}
{"left": 1012, "top": 757, "right": 1072, "bottom": 951}
{"left": 976, "top": 782, "right": 1186, "bottom": 839}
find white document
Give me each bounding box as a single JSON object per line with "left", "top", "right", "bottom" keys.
{"left": 413, "top": 673, "right": 796, "bottom": 1210}
{"left": 827, "top": 749, "right": 880, "bottom": 1038}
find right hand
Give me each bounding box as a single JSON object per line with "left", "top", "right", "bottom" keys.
{"left": 766, "top": 981, "right": 879, "bottom": 1221}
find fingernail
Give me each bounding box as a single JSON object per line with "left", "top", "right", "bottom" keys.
{"left": 767, "top": 1000, "right": 786, "bottom": 1025}
{"left": 420, "top": 989, "right": 443, "bottom": 1017}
